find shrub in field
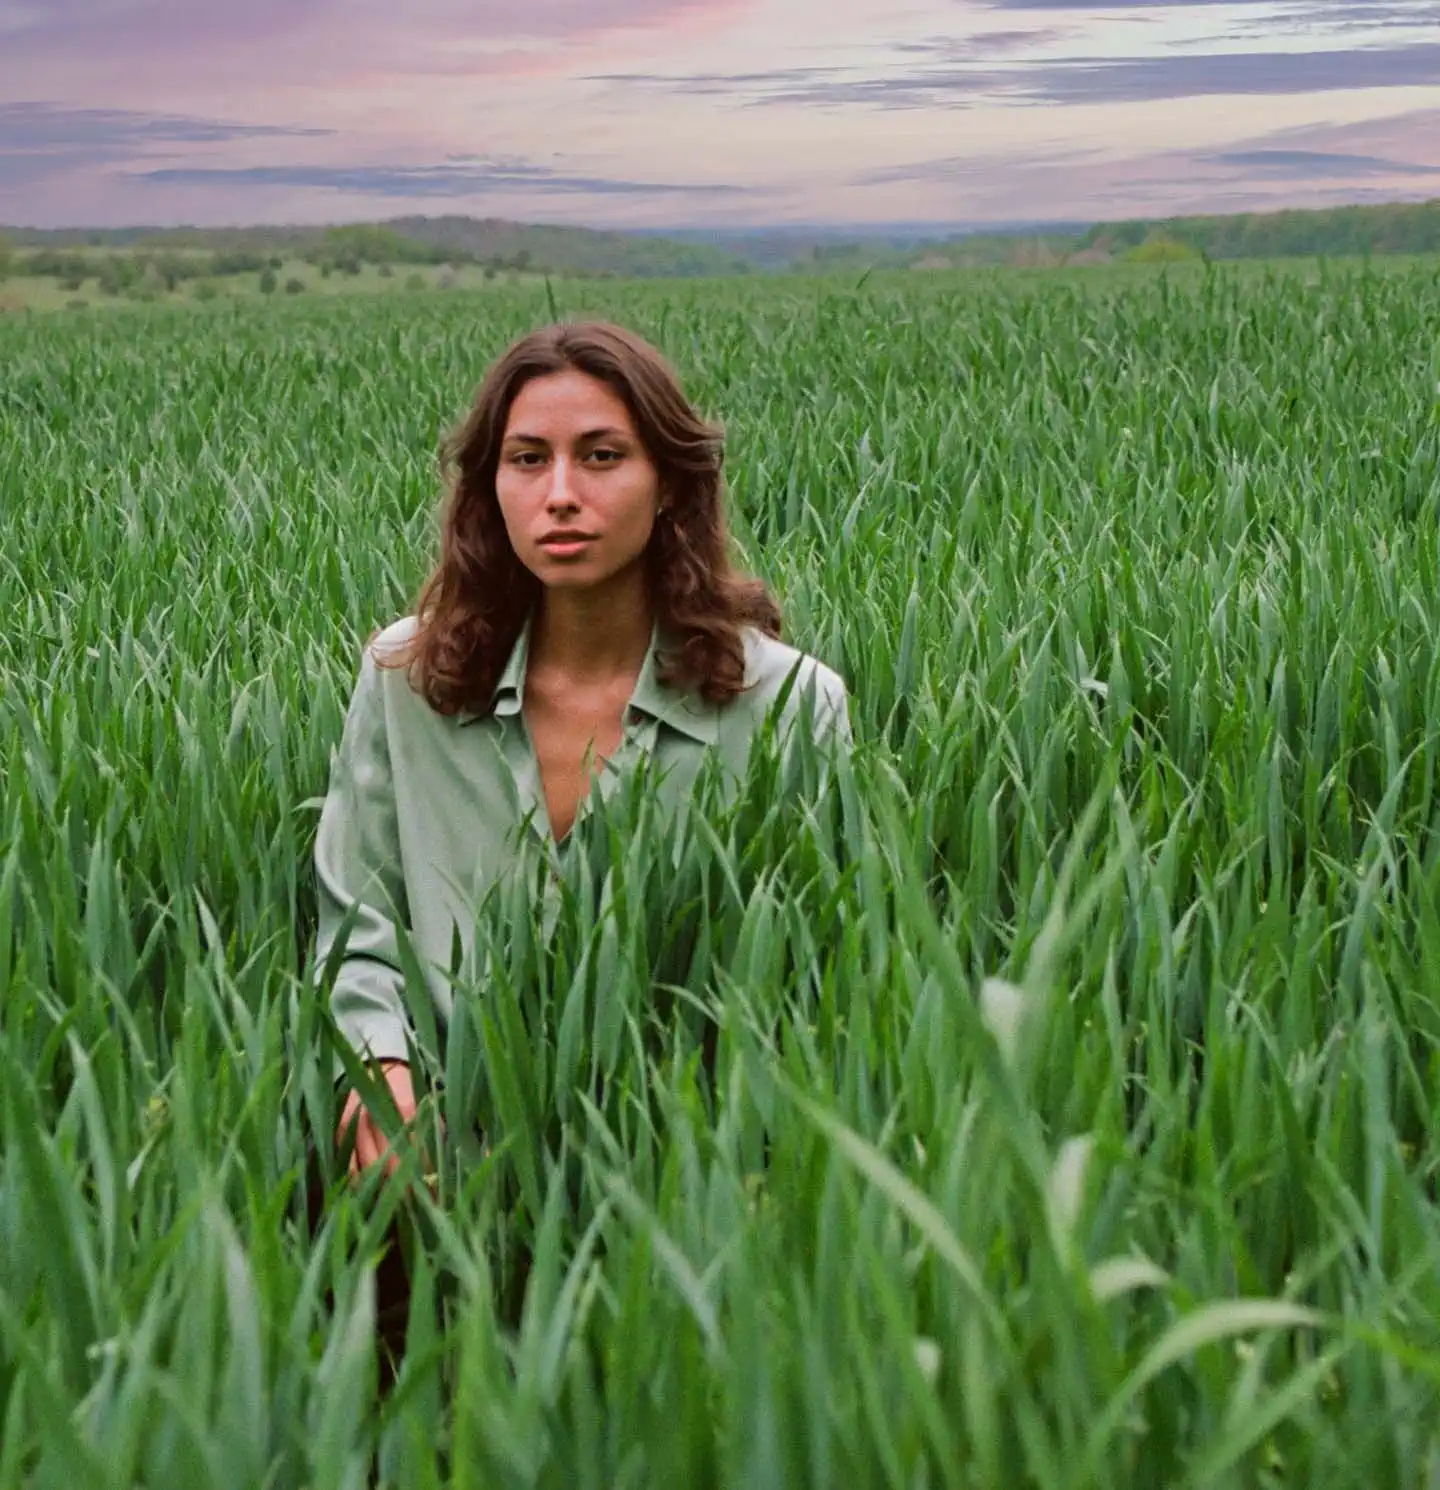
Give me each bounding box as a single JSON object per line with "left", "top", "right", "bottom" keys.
{"left": 1124, "top": 232, "right": 1200, "bottom": 264}
{"left": 2, "top": 261, "right": 1440, "bottom": 1486}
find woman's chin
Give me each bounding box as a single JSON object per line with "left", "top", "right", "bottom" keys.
{"left": 537, "top": 574, "right": 601, "bottom": 592}
{"left": 526, "top": 551, "right": 645, "bottom": 595}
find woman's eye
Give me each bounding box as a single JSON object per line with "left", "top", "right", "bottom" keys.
{"left": 508, "top": 450, "right": 621, "bottom": 466}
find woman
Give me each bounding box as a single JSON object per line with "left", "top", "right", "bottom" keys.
{"left": 314, "top": 319, "right": 851, "bottom": 1177}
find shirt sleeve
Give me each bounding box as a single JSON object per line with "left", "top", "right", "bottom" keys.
{"left": 313, "top": 644, "right": 414, "bottom": 1069}
{"left": 820, "top": 668, "right": 854, "bottom": 754}
{"left": 772, "top": 660, "right": 853, "bottom": 802}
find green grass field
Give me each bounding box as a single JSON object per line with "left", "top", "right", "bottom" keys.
{"left": 4, "top": 262, "right": 1440, "bottom": 1487}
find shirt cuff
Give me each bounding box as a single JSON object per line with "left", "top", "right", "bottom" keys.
{"left": 332, "top": 1014, "right": 413, "bottom": 1077}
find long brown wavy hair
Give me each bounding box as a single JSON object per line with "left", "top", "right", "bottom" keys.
{"left": 376, "top": 320, "right": 781, "bottom": 717}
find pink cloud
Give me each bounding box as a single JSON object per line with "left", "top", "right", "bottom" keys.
{"left": 2, "top": 0, "right": 756, "bottom": 76}
{"left": 0, "top": 0, "right": 762, "bottom": 118}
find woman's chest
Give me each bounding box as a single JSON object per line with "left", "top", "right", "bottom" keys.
{"left": 526, "top": 701, "right": 628, "bottom": 842}
{"left": 389, "top": 699, "right": 716, "bottom": 897}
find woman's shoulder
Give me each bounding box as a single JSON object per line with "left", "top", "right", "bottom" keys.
{"left": 352, "top": 615, "right": 422, "bottom": 687}
{"left": 341, "top": 616, "right": 420, "bottom": 716}
{"left": 739, "top": 626, "right": 848, "bottom": 717}
{"left": 367, "top": 614, "right": 422, "bottom": 658}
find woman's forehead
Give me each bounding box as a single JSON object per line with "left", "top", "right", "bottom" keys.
{"left": 504, "top": 368, "right": 635, "bottom": 436}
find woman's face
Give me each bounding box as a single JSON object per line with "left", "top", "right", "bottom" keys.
{"left": 495, "top": 368, "right": 662, "bottom": 594}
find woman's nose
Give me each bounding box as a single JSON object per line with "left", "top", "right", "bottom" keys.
{"left": 544, "top": 456, "right": 578, "bottom": 510}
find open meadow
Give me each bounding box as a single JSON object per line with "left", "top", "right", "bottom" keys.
{"left": 4, "top": 260, "right": 1440, "bottom": 1487}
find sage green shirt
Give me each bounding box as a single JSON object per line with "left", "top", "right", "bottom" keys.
{"left": 314, "top": 614, "right": 851, "bottom": 1067}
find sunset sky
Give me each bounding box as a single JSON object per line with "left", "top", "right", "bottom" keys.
{"left": 3, "top": 0, "right": 1439, "bottom": 232}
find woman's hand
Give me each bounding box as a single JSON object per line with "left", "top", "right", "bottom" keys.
{"left": 337, "top": 1059, "right": 418, "bottom": 1178}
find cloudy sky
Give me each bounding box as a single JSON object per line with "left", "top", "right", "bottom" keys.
{"left": 3, "top": 0, "right": 1439, "bottom": 232}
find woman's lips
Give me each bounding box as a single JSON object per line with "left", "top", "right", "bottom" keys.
{"left": 538, "top": 536, "right": 595, "bottom": 558}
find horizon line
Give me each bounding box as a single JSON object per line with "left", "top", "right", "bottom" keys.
{"left": 4, "top": 190, "right": 1439, "bottom": 242}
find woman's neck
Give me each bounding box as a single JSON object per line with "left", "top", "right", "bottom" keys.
{"left": 528, "top": 568, "right": 653, "bottom": 684}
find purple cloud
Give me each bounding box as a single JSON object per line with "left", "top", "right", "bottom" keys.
{"left": 1202, "top": 147, "right": 1440, "bottom": 177}
{"left": 596, "top": 40, "right": 1440, "bottom": 108}
{"left": 132, "top": 159, "right": 755, "bottom": 200}
{"left": 0, "top": 101, "right": 331, "bottom": 190}
{"left": 892, "top": 28, "right": 1069, "bottom": 56}
{"left": 0, "top": 103, "right": 331, "bottom": 149}
{"left": 2, "top": 0, "right": 330, "bottom": 55}
{"left": 840, "top": 110, "right": 1440, "bottom": 225}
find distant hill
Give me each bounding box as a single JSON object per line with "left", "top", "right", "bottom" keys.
{"left": 5, "top": 197, "right": 1440, "bottom": 282}
{"left": 380, "top": 216, "right": 749, "bottom": 278}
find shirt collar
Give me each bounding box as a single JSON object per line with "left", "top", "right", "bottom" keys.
{"left": 466, "top": 614, "right": 719, "bottom": 745}
{"left": 488, "top": 616, "right": 530, "bottom": 719}
{"left": 629, "top": 624, "right": 719, "bottom": 745}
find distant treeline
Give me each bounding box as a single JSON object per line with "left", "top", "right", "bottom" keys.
{"left": 1079, "top": 200, "right": 1440, "bottom": 263}
{"left": 5, "top": 198, "right": 1439, "bottom": 287}
{"left": 0, "top": 219, "right": 750, "bottom": 282}
{"left": 0, "top": 225, "right": 552, "bottom": 291}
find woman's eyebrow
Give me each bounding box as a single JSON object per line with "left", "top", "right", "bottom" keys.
{"left": 503, "top": 426, "right": 628, "bottom": 445}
